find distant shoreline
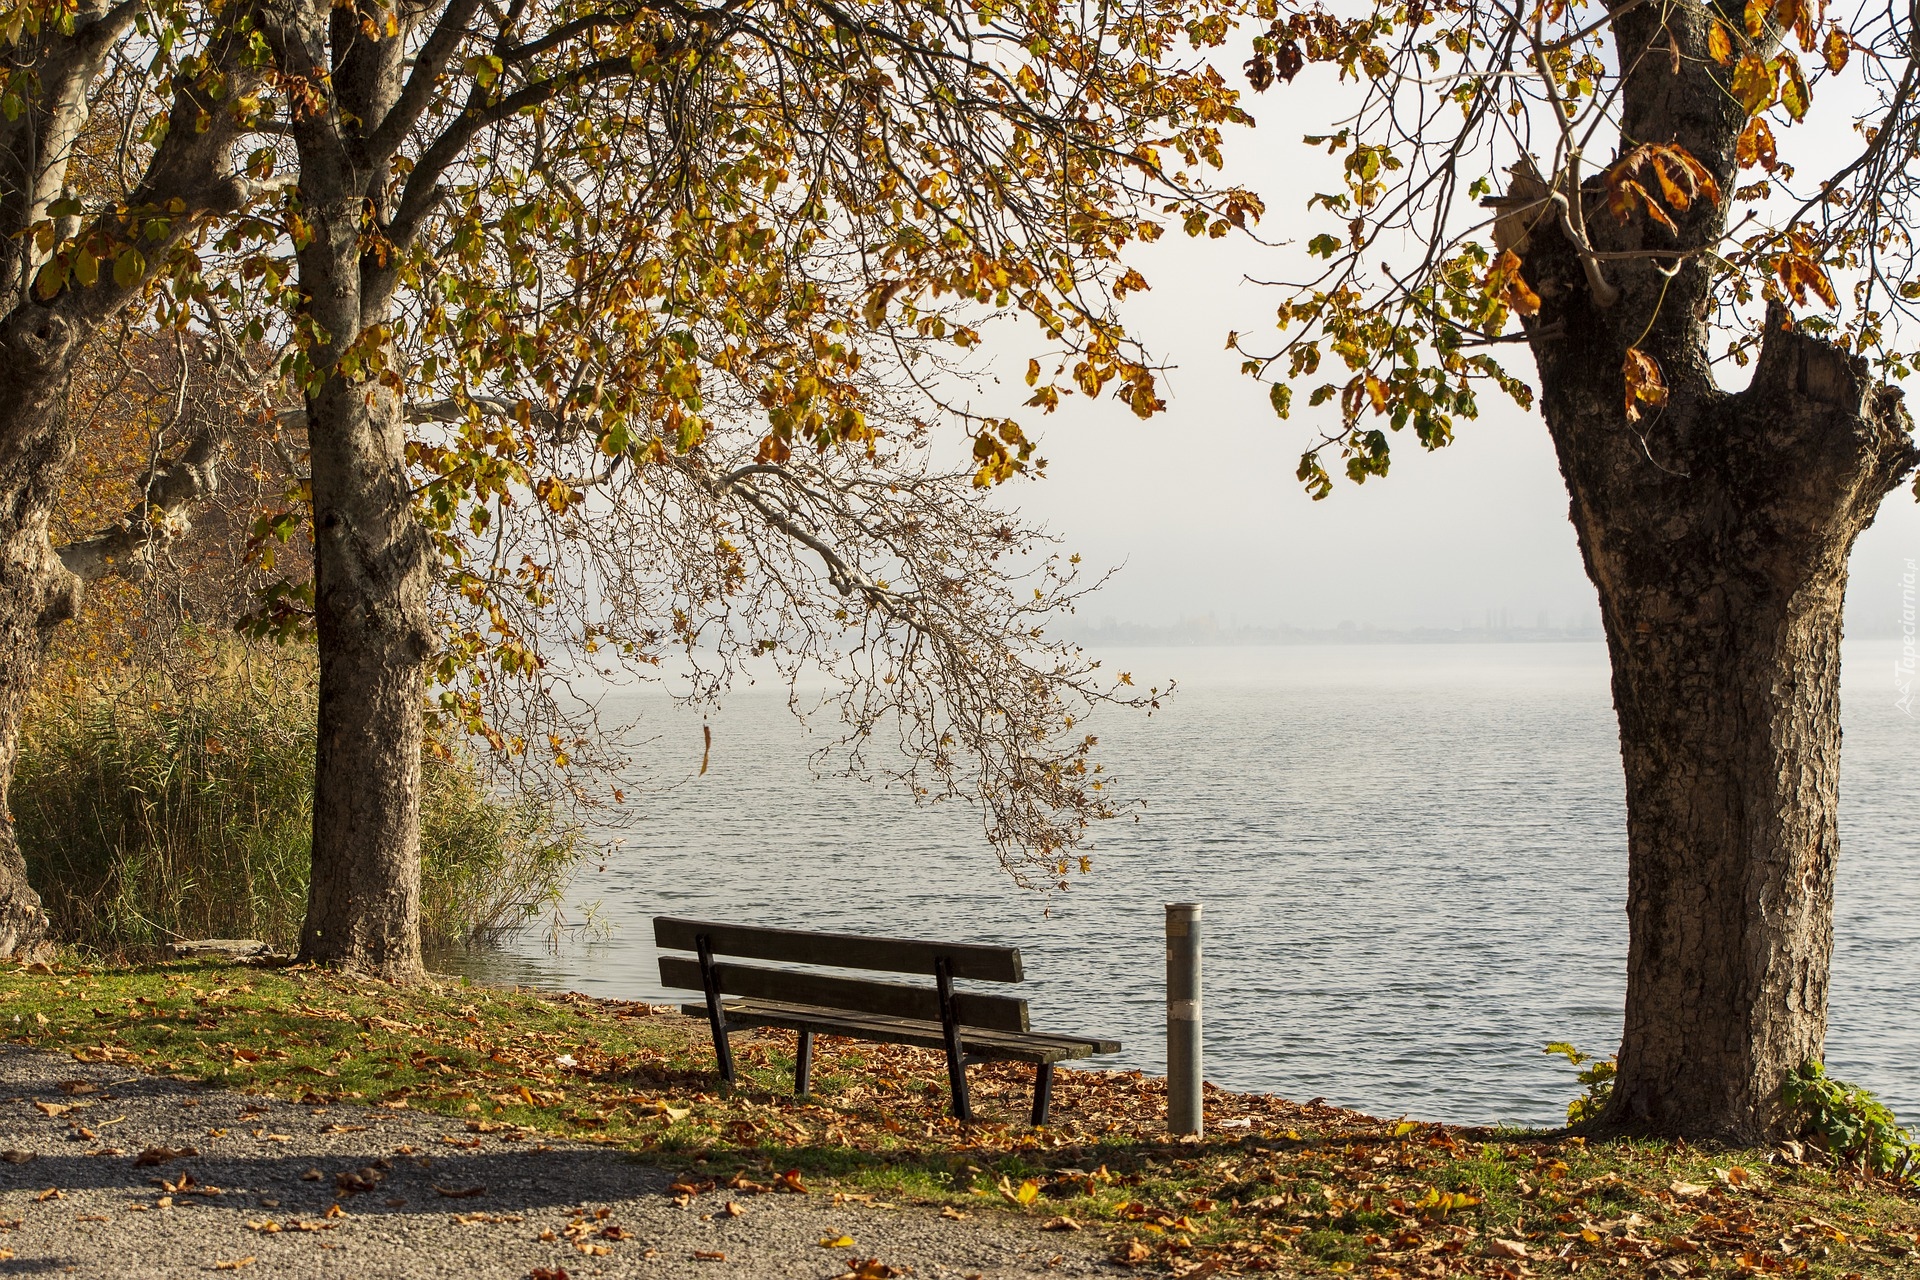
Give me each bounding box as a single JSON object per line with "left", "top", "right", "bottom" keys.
{"left": 1065, "top": 622, "right": 1606, "bottom": 646}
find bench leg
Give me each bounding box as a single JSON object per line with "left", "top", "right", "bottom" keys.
{"left": 1031, "top": 1062, "right": 1054, "bottom": 1126}
{"left": 794, "top": 1029, "right": 814, "bottom": 1097}
{"left": 934, "top": 958, "right": 973, "bottom": 1122}
{"left": 695, "top": 934, "right": 736, "bottom": 1085}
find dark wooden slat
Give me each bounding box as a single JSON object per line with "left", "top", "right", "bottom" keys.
{"left": 688, "top": 998, "right": 1120, "bottom": 1063}
{"left": 654, "top": 917, "right": 1022, "bottom": 983}
{"left": 658, "top": 956, "right": 1029, "bottom": 1032}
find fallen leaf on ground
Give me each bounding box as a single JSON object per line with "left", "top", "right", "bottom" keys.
{"left": 528, "top": 1269, "right": 570, "bottom": 1280}
{"left": 939, "top": 1206, "right": 969, "bottom": 1220}
{"left": 335, "top": 1168, "right": 384, "bottom": 1194}
{"left": 432, "top": 1185, "right": 486, "bottom": 1198}
{"left": 1042, "top": 1216, "right": 1082, "bottom": 1232}
{"left": 721, "top": 1201, "right": 746, "bottom": 1218}
{"left": 211, "top": 1258, "right": 256, "bottom": 1271}
{"left": 300, "top": 1168, "right": 323, "bottom": 1181}
{"left": 246, "top": 1221, "right": 281, "bottom": 1234}
{"left": 775, "top": 1168, "right": 808, "bottom": 1194}
{"left": 692, "top": 1250, "right": 726, "bottom": 1261}
{"left": 1, "top": 1150, "right": 32, "bottom": 1164}
{"left": 821, "top": 1234, "right": 856, "bottom": 1247}
{"left": 133, "top": 1146, "right": 196, "bottom": 1166}
{"left": 56, "top": 1081, "right": 96, "bottom": 1096}
{"left": 832, "top": 1261, "right": 907, "bottom": 1280}
{"left": 35, "top": 1188, "right": 63, "bottom": 1202}
{"left": 1489, "top": 1239, "right": 1529, "bottom": 1259}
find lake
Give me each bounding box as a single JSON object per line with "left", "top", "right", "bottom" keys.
{"left": 447, "top": 641, "right": 1920, "bottom": 1128}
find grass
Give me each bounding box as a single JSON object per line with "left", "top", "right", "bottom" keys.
{"left": 13, "top": 644, "right": 579, "bottom": 957}
{"left": 2, "top": 961, "right": 1917, "bottom": 1277}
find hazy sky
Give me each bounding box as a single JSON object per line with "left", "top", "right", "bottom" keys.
{"left": 959, "top": 74, "right": 1920, "bottom": 636}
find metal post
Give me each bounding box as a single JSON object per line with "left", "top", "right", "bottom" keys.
{"left": 1166, "top": 902, "right": 1203, "bottom": 1137}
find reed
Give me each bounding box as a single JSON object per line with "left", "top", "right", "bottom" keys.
{"left": 13, "top": 646, "right": 578, "bottom": 958}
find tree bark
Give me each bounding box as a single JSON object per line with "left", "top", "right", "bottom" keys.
{"left": 292, "top": 184, "right": 434, "bottom": 985}
{"left": 0, "top": 312, "right": 85, "bottom": 962}
{"left": 1547, "top": 310, "right": 1916, "bottom": 1140}
{"left": 1505, "top": 0, "right": 1920, "bottom": 1129}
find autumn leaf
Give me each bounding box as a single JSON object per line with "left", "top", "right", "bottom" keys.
{"left": 1736, "top": 117, "right": 1779, "bottom": 171}
{"left": 1730, "top": 54, "right": 1776, "bottom": 115}
{"left": 999, "top": 1176, "right": 1042, "bottom": 1205}
{"left": 820, "top": 1234, "right": 856, "bottom": 1247}
{"left": 1709, "top": 21, "right": 1734, "bottom": 64}
{"left": 1822, "top": 25, "right": 1850, "bottom": 71}
{"left": 1777, "top": 53, "right": 1810, "bottom": 119}
{"left": 1623, "top": 347, "right": 1669, "bottom": 423}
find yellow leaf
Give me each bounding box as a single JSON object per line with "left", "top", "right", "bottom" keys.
{"left": 820, "top": 1235, "right": 855, "bottom": 1247}
{"left": 1730, "top": 54, "right": 1776, "bottom": 115}
{"left": 1822, "top": 25, "right": 1850, "bottom": 72}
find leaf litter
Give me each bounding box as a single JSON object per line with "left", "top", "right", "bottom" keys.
{"left": 3, "top": 962, "right": 1916, "bottom": 1278}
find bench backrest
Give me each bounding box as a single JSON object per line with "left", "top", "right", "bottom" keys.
{"left": 653, "top": 916, "right": 1030, "bottom": 1032}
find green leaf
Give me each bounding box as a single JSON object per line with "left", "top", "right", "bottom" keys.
{"left": 113, "top": 247, "right": 146, "bottom": 289}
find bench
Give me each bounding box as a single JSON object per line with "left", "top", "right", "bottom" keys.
{"left": 654, "top": 916, "right": 1120, "bottom": 1125}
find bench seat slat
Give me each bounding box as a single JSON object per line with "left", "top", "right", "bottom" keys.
{"left": 654, "top": 917, "right": 1022, "bottom": 983}
{"left": 658, "top": 956, "right": 1030, "bottom": 1032}
{"left": 687, "top": 998, "right": 1120, "bottom": 1064}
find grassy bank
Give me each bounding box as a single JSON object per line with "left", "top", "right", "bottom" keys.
{"left": 2, "top": 962, "right": 1915, "bottom": 1277}
{"left": 13, "top": 648, "right": 578, "bottom": 957}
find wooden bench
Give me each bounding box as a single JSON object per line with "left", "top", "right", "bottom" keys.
{"left": 654, "top": 916, "right": 1120, "bottom": 1125}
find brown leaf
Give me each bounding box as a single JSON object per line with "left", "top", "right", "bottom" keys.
{"left": 133, "top": 1146, "right": 196, "bottom": 1167}
{"left": 1490, "top": 1238, "right": 1530, "bottom": 1259}
{"left": 692, "top": 1251, "right": 726, "bottom": 1261}
{"left": 832, "top": 1262, "right": 906, "bottom": 1280}
{"left": 335, "top": 1168, "right": 385, "bottom": 1195}
{"left": 721, "top": 1201, "right": 746, "bottom": 1218}
{"left": 432, "top": 1185, "right": 486, "bottom": 1199}
{"left": 1042, "top": 1216, "right": 1083, "bottom": 1232}
{"left": 1623, "top": 347, "right": 1670, "bottom": 422}
{"left": 775, "top": 1168, "right": 809, "bottom": 1194}
{"left": 211, "top": 1259, "right": 256, "bottom": 1271}
{"left": 1, "top": 1150, "right": 33, "bottom": 1164}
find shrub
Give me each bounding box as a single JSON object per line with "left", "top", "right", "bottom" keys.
{"left": 1782, "top": 1061, "right": 1918, "bottom": 1182}
{"left": 1546, "top": 1041, "right": 1618, "bottom": 1126}
{"left": 14, "top": 645, "right": 578, "bottom": 958}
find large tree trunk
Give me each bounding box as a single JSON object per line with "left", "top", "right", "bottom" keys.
{"left": 1502, "top": 0, "right": 1920, "bottom": 1141}
{"left": 1552, "top": 316, "right": 1915, "bottom": 1139}
{"left": 0, "top": 313, "right": 83, "bottom": 962}
{"left": 293, "top": 187, "right": 433, "bottom": 985}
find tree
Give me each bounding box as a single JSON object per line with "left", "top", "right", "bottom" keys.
{"left": 1244, "top": 0, "right": 1920, "bottom": 1137}
{"left": 235, "top": 0, "right": 1258, "bottom": 979}
{"left": 0, "top": 1, "right": 282, "bottom": 959}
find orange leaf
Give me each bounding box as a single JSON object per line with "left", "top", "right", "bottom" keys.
{"left": 1709, "top": 21, "right": 1734, "bottom": 63}
{"left": 1736, "top": 117, "right": 1778, "bottom": 171}
{"left": 1622, "top": 347, "right": 1669, "bottom": 423}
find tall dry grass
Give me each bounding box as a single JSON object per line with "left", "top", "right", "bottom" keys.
{"left": 14, "top": 645, "right": 579, "bottom": 958}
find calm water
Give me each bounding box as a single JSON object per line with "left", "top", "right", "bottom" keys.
{"left": 449, "top": 642, "right": 1920, "bottom": 1128}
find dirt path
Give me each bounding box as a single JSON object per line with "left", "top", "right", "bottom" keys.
{"left": 0, "top": 1047, "right": 1118, "bottom": 1279}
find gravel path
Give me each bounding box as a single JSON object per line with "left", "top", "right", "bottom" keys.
{"left": 0, "top": 1046, "right": 1119, "bottom": 1279}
